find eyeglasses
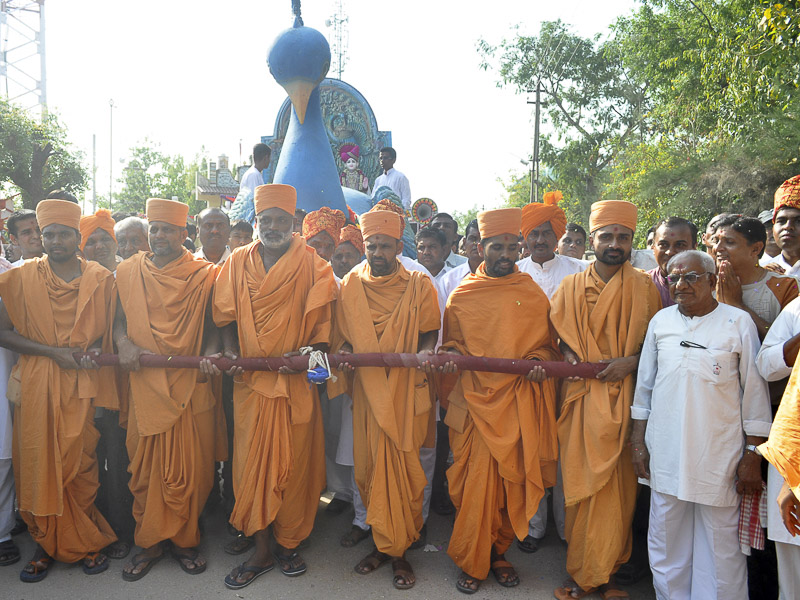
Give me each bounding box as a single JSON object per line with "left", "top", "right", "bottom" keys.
{"left": 666, "top": 271, "right": 712, "bottom": 285}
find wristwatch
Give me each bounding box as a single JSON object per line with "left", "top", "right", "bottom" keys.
{"left": 745, "top": 444, "right": 762, "bottom": 456}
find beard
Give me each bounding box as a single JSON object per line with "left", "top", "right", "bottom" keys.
{"left": 486, "top": 258, "right": 514, "bottom": 277}
{"left": 596, "top": 247, "right": 630, "bottom": 265}
{"left": 368, "top": 256, "right": 395, "bottom": 276}
{"left": 260, "top": 229, "right": 293, "bottom": 250}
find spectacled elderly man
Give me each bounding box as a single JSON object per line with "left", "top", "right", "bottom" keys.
{"left": 631, "top": 249, "right": 773, "bottom": 600}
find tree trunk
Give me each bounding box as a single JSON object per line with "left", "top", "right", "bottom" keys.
{"left": 21, "top": 142, "right": 53, "bottom": 209}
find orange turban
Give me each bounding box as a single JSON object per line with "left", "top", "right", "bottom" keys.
{"left": 339, "top": 224, "right": 364, "bottom": 255}
{"left": 36, "top": 199, "right": 81, "bottom": 231}
{"left": 477, "top": 208, "right": 522, "bottom": 240}
{"left": 146, "top": 198, "right": 189, "bottom": 228}
{"left": 370, "top": 199, "right": 406, "bottom": 224}
{"left": 589, "top": 200, "right": 637, "bottom": 233}
{"left": 79, "top": 209, "right": 116, "bottom": 251}
{"left": 521, "top": 191, "right": 567, "bottom": 240}
{"left": 303, "top": 207, "right": 346, "bottom": 244}
{"left": 774, "top": 175, "right": 800, "bottom": 218}
{"left": 360, "top": 210, "right": 403, "bottom": 240}
{"left": 254, "top": 184, "right": 296, "bottom": 216}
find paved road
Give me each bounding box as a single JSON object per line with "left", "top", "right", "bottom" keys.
{"left": 0, "top": 495, "right": 657, "bottom": 599}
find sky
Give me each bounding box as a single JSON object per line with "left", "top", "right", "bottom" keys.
{"left": 39, "top": 0, "right": 639, "bottom": 215}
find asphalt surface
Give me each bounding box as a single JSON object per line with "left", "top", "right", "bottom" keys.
{"left": 0, "top": 494, "right": 657, "bottom": 599}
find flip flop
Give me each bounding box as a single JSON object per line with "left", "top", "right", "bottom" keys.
{"left": 82, "top": 552, "right": 109, "bottom": 575}
{"left": 391, "top": 556, "right": 415, "bottom": 590}
{"left": 354, "top": 547, "right": 390, "bottom": 575}
{"left": 554, "top": 581, "right": 597, "bottom": 599}
{"left": 224, "top": 533, "right": 254, "bottom": 555}
{"left": 490, "top": 559, "right": 519, "bottom": 588}
{"left": 273, "top": 547, "right": 307, "bottom": 577}
{"left": 517, "top": 534, "right": 541, "bottom": 553}
{"left": 0, "top": 539, "right": 20, "bottom": 566}
{"left": 599, "top": 583, "right": 630, "bottom": 599}
{"left": 122, "top": 548, "right": 165, "bottom": 582}
{"left": 223, "top": 561, "right": 274, "bottom": 590}
{"left": 103, "top": 540, "right": 132, "bottom": 560}
{"left": 455, "top": 570, "right": 481, "bottom": 594}
{"left": 170, "top": 547, "right": 206, "bottom": 575}
{"left": 340, "top": 525, "right": 370, "bottom": 548}
{"left": 19, "top": 554, "right": 54, "bottom": 583}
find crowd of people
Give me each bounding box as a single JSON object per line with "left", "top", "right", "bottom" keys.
{"left": 0, "top": 164, "right": 799, "bottom": 600}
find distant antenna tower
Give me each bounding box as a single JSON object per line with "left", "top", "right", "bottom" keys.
{"left": 324, "top": 0, "right": 348, "bottom": 79}
{"left": 0, "top": 0, "right": 47, "bottom": 115}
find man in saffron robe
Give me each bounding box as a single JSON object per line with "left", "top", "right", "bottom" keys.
{"left": 0, "top": 199, "right": 117, "bottom": 582}
{"left": 333, "top": 209, "right": 439, "bottom": 590}
{"left": 214, "top": 184, "right": 337, "bottom": 589}
{"left": 551, "top": 200, "right": 661, "bottom": 600}
{"left": 114, "top": 198, "right": 220, "bottom": 581}
{"left": 438, "top": 207, "right": 560, "bottom": 593}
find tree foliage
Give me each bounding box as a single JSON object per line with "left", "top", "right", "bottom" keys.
{"left": 115, "top": 141, "right": 205, "bottom": 215}
{"left": 0, "top": 99, "right": 87, "bottom": 209}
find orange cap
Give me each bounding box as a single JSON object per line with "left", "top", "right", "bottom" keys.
{"left": 477, "top": 207, "right": 522, "bottom": 240}
{"left": 361, "top": 210, "right": 403, "bottom": 240}
{"left": 521, "top": 191, "right": 567, "bottom": 240}
{"left": 302, "top": 207, "right": 346, "bottom": 244}
{"left": 79, "top": 209, "right": 116, "bottom": 251}
{"left": 774, "top": 175, "right": 800, "bottom": 218}
{"left": 589, "top": 200, "right": 637, "bottom": 233}
{"left": 36, "top": 199, "right": 81, "bottom": 231}
{"left": 146, "top": 198, "right": 189, "bottom": 228}
{"left": 254, "top": 184, "right": 296, "bottom": 216}
{"left": 339, "top": 224, "right": 364, "bottom": 255}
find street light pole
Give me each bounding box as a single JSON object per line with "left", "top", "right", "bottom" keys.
{"left": 109, "top": 99, "right": 115, "bottom": 210}
{"left": 527, "top": 80, "right": 542, "bottom": 204}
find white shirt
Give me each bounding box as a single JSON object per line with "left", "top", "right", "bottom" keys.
{"left": 632, "top": 303, "right": 772, "bottom": 507}
{"left": 631, "top": 248, "right": 658, "bottom": 271}
{"left": 756, "top": 296, "right": 800, "bottom": 381}
{"left": 761, "top": 252, "right": 800, "bottom": 277}
{"left": 194, "top": 246, "right": 231, "bottom": 266}
{"left": 374, "top": 168, "right": 411, "bottom": 210}
{"left": 445, "top": 250, "right": 467, "bottom": 269}
{"left": 239, "top": 165, "right": 264, "bottom": 194}
{"left": 516, "top": 253, "right": 588, "bottom": 299}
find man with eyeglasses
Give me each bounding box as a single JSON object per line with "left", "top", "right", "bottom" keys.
{"left": 631, "top": 249, "right": 772, "bottom": 600}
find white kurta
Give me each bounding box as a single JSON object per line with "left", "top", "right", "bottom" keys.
{"left": 374, "top": 168, "right": 411, "bottom": 210}
{"left": 194, "top": 246, "right": 231, "bottom": 266}
{"left": 632, "top": 303, "right": 772, "bottom": 507}
{"left": 239, "top": 165, "right": 264, "bottom": 194}
{"left": 516, "top": 253, "right": 588, "bottom": 299}
{"left": 444, "top": 250, "right": 467, "bottom": 269}
{"left": 761, "top": 252, "right": 800, "bottom": 278}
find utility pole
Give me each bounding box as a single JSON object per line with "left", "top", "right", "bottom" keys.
{"left": 527, "top": 80, "right": 542, "bottom": 204}
{"left": 109, "top": 99, "right": 115, "bottom": 210}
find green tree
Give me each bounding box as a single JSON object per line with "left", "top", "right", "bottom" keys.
{"left": 0, "top": 99, "right": 87, "bottom": 209}
{"left": 452, "top": 205, "right": 480, "bottom": 233}
{"left": 479, "top": 21, "right": 649, "bottom": 220}
{"left": 115, "top": 141, "right": 204, "bottom": 214}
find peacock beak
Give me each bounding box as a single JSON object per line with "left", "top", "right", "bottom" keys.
{"left": 284, "top": 79, "right": 315, "bottom": 125}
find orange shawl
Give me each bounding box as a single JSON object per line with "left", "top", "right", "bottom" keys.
{"left": 213, "top": 237, "right": 337, "bottom": 422}
{"left": 761, "top": 358, "right": 800, "bottom": 497}
{"left": 333, "top": 261, "right": 440, "bottom": 452}
{"left": 443, "top": 264, "right": 560, "bottom": 534}
{"left": 0, "top": 257, "right": 114, "bottom": 515}
{"left": 550, "top": 261, "right": 661, "bottom": 504}
{"left": 116, "top": 249, "right": 217, "bottom": 436}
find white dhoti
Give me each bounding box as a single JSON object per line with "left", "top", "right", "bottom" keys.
{"left": 528, "top": 458, "right": 566, "bottom": 540}
{"left": 648, "top": 490, "right": 746, "bottom": 600}
{"left": 322, "top": 390, "right": 353, "bottom": 501}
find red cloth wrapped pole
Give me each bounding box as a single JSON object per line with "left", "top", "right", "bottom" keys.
{"left": 76, "top": 352, "right": 605, "bottom": 378}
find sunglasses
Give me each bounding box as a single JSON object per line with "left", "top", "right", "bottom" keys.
{"left": 666, "top": 271, "right": 712, "bottom": 285}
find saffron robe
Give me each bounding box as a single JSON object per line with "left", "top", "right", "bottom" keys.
{"left": 550, "top": 261, "right": 661, "bottom": 590}
{"left": 443, "top": 264, "right": 560, "bottom": 579}
{"left": 116, "top": 249, "right": 217, "bottom": 549}
{"left": 333, "top": 260, "right": 439, "bottom": 556}
{"left": 213, "top": 238, "right": 336, "bottom": 545}
{"left": 0, "top": 257, "right": 117, "bottom": 561}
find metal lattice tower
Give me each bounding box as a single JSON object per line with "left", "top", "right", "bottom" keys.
{"left": 325, "top": 0, "right": 348, "bottom": 80}
{"left": 0, "top": 0, "right": 47, "bottom": 114}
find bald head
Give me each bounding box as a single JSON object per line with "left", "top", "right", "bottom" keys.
{"left": 114, "top": 217, "right": 149, "bottom": 259}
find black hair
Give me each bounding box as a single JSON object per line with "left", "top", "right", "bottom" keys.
{"left": 231, "top": 220, "right": 254, "bottom": 235}
{"left": 713, "top": 214, "right": 766, "bottom": 258}
{"left": 379, "top": 147, "right": 397, "bottom": 160}
{"left": 7, "top": 209, "right": 37, "bottom": 237}
{"left": 465, "top": 219, "right": 479, "bottom": 238}
{"left": 253, "top": 143, "right": 271, "bottom": 163}
{"left": 654, "top": 217, "right": 699, "bottom": 244}
{"left": 416, "top": 227, "right": 448, "bottom": 247}
{"left": 46, "top": 189, "right": 79, "bottom": 203}
{"left": 564, "top": 223, "right": 586, "bottom": 240}
{"left": 431, "top": 212, "right": 458, "bottom": 234}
